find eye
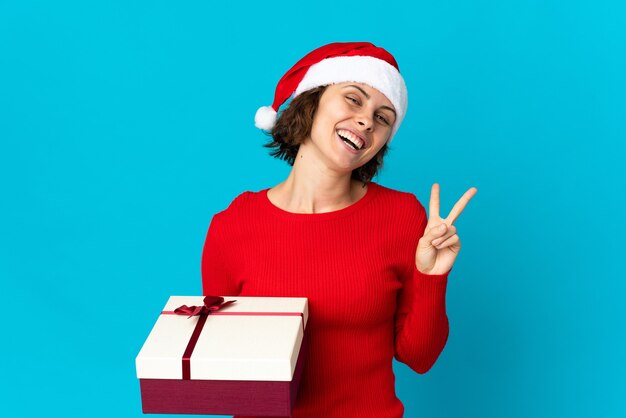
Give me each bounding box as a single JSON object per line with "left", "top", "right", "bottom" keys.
{"left": 376, "top": 114, "right": 390, "bottom": 125}
{"left": 346, "top": 95, "right": 361, "bottom": 105}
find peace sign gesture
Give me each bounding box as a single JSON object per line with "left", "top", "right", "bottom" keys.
{"left": 415, "top": 184, "right": 477, "bottom": 275}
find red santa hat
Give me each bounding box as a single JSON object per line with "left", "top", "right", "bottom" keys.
{"left": 254, "top": 42, "right": 408, "bottom": 142}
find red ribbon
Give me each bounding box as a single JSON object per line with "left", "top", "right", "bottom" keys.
{"left": 165, "top": 296, "right": 236, "bottom": 380}
{"left": 171, "top": 295, "right": 237, "bottom": 318}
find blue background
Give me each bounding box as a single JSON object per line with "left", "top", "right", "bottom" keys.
{"left": 1, "top": 1, "right": 624, "bottom": 417}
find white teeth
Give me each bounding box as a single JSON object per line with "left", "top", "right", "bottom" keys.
{"left": 337, "top": 129, "right": 364, "bottom": 150}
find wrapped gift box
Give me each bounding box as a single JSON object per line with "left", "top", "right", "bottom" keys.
{"left": 136, "top": 296, "right": 309, "bottom": 416}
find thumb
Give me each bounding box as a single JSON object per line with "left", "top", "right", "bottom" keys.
{"left": 419, "top": 223, "right": 448, "bottom": 250}
{"left": 430, "top": 223, "right": 447, "bottom": 238}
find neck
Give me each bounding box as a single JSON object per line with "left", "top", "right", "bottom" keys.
{"left": 269, "top": 146, "right": 368, "bottom": 214}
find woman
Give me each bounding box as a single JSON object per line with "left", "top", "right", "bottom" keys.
{"left": 202, "top": 42, "right": 477, "bottom": 418}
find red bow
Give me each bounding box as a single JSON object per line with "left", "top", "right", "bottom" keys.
{"left": 173, "top": 296, "right": 236, "bottom": 318}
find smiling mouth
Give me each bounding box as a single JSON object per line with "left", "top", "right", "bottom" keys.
{"left": 337, "top": 129, "right": 364, "bottom": 150}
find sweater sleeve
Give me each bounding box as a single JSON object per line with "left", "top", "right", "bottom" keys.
{"left": 201, "top": 213, "right": 240, "bottom": 296}
{"left": 394, "top": 197, "right": 450, "bottom": 374}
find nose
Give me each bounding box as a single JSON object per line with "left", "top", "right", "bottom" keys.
{"left": 356, "top": 112, "right": 374, "bottom": 132}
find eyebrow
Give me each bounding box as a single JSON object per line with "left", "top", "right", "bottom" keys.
{"left": 343, "top": 85, "right": 397, "bottom": 115}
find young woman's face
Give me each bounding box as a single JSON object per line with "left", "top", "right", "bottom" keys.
{"left": 306, "top": 82, "right": 396, "bottom": 174}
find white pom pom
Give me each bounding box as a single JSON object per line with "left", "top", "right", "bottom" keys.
{"left": 254, "top": 106, "right": 277, "bottom": 130}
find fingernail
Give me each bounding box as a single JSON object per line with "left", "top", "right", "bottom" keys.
{"left": 439, "top": 224, "right": 446, "bottom": 231}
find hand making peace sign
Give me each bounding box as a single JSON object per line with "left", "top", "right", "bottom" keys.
{"left": 415, "top": 184, "right": 478, "bottom": 275}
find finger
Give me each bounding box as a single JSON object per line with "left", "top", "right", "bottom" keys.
{"left": 425, "top": 222, "right": 449, "bottom": 241}
{"left": 434, "top": 234, "right": 460, "bottom": 251}
{"left": 446, "top": 187, "right": 477, "bottom": 225}
{"left": 431, "top": 225, "right": 457, "bottom": 246}
{"left": 429, "top": 183, "right": 440, "bottom": 219}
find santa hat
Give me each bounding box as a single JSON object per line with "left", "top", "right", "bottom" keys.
{"left": 254, "top": 42, "right": 408, "bottom": 142}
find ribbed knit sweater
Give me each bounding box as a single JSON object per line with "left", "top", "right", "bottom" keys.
{"left": 201, "top": 182, "right": 450, "bottom": 418}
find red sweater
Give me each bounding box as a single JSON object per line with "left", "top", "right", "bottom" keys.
{"left": 201, "top": 182, "right": 450, "bottom": 418}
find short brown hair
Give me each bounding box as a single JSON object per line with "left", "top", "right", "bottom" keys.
{"left": 262, "top": 86, "right": 389, "bottom": 184}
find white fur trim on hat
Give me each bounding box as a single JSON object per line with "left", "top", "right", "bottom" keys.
{"left": 293, "top": 55, "right": 408, "bottom": 139}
